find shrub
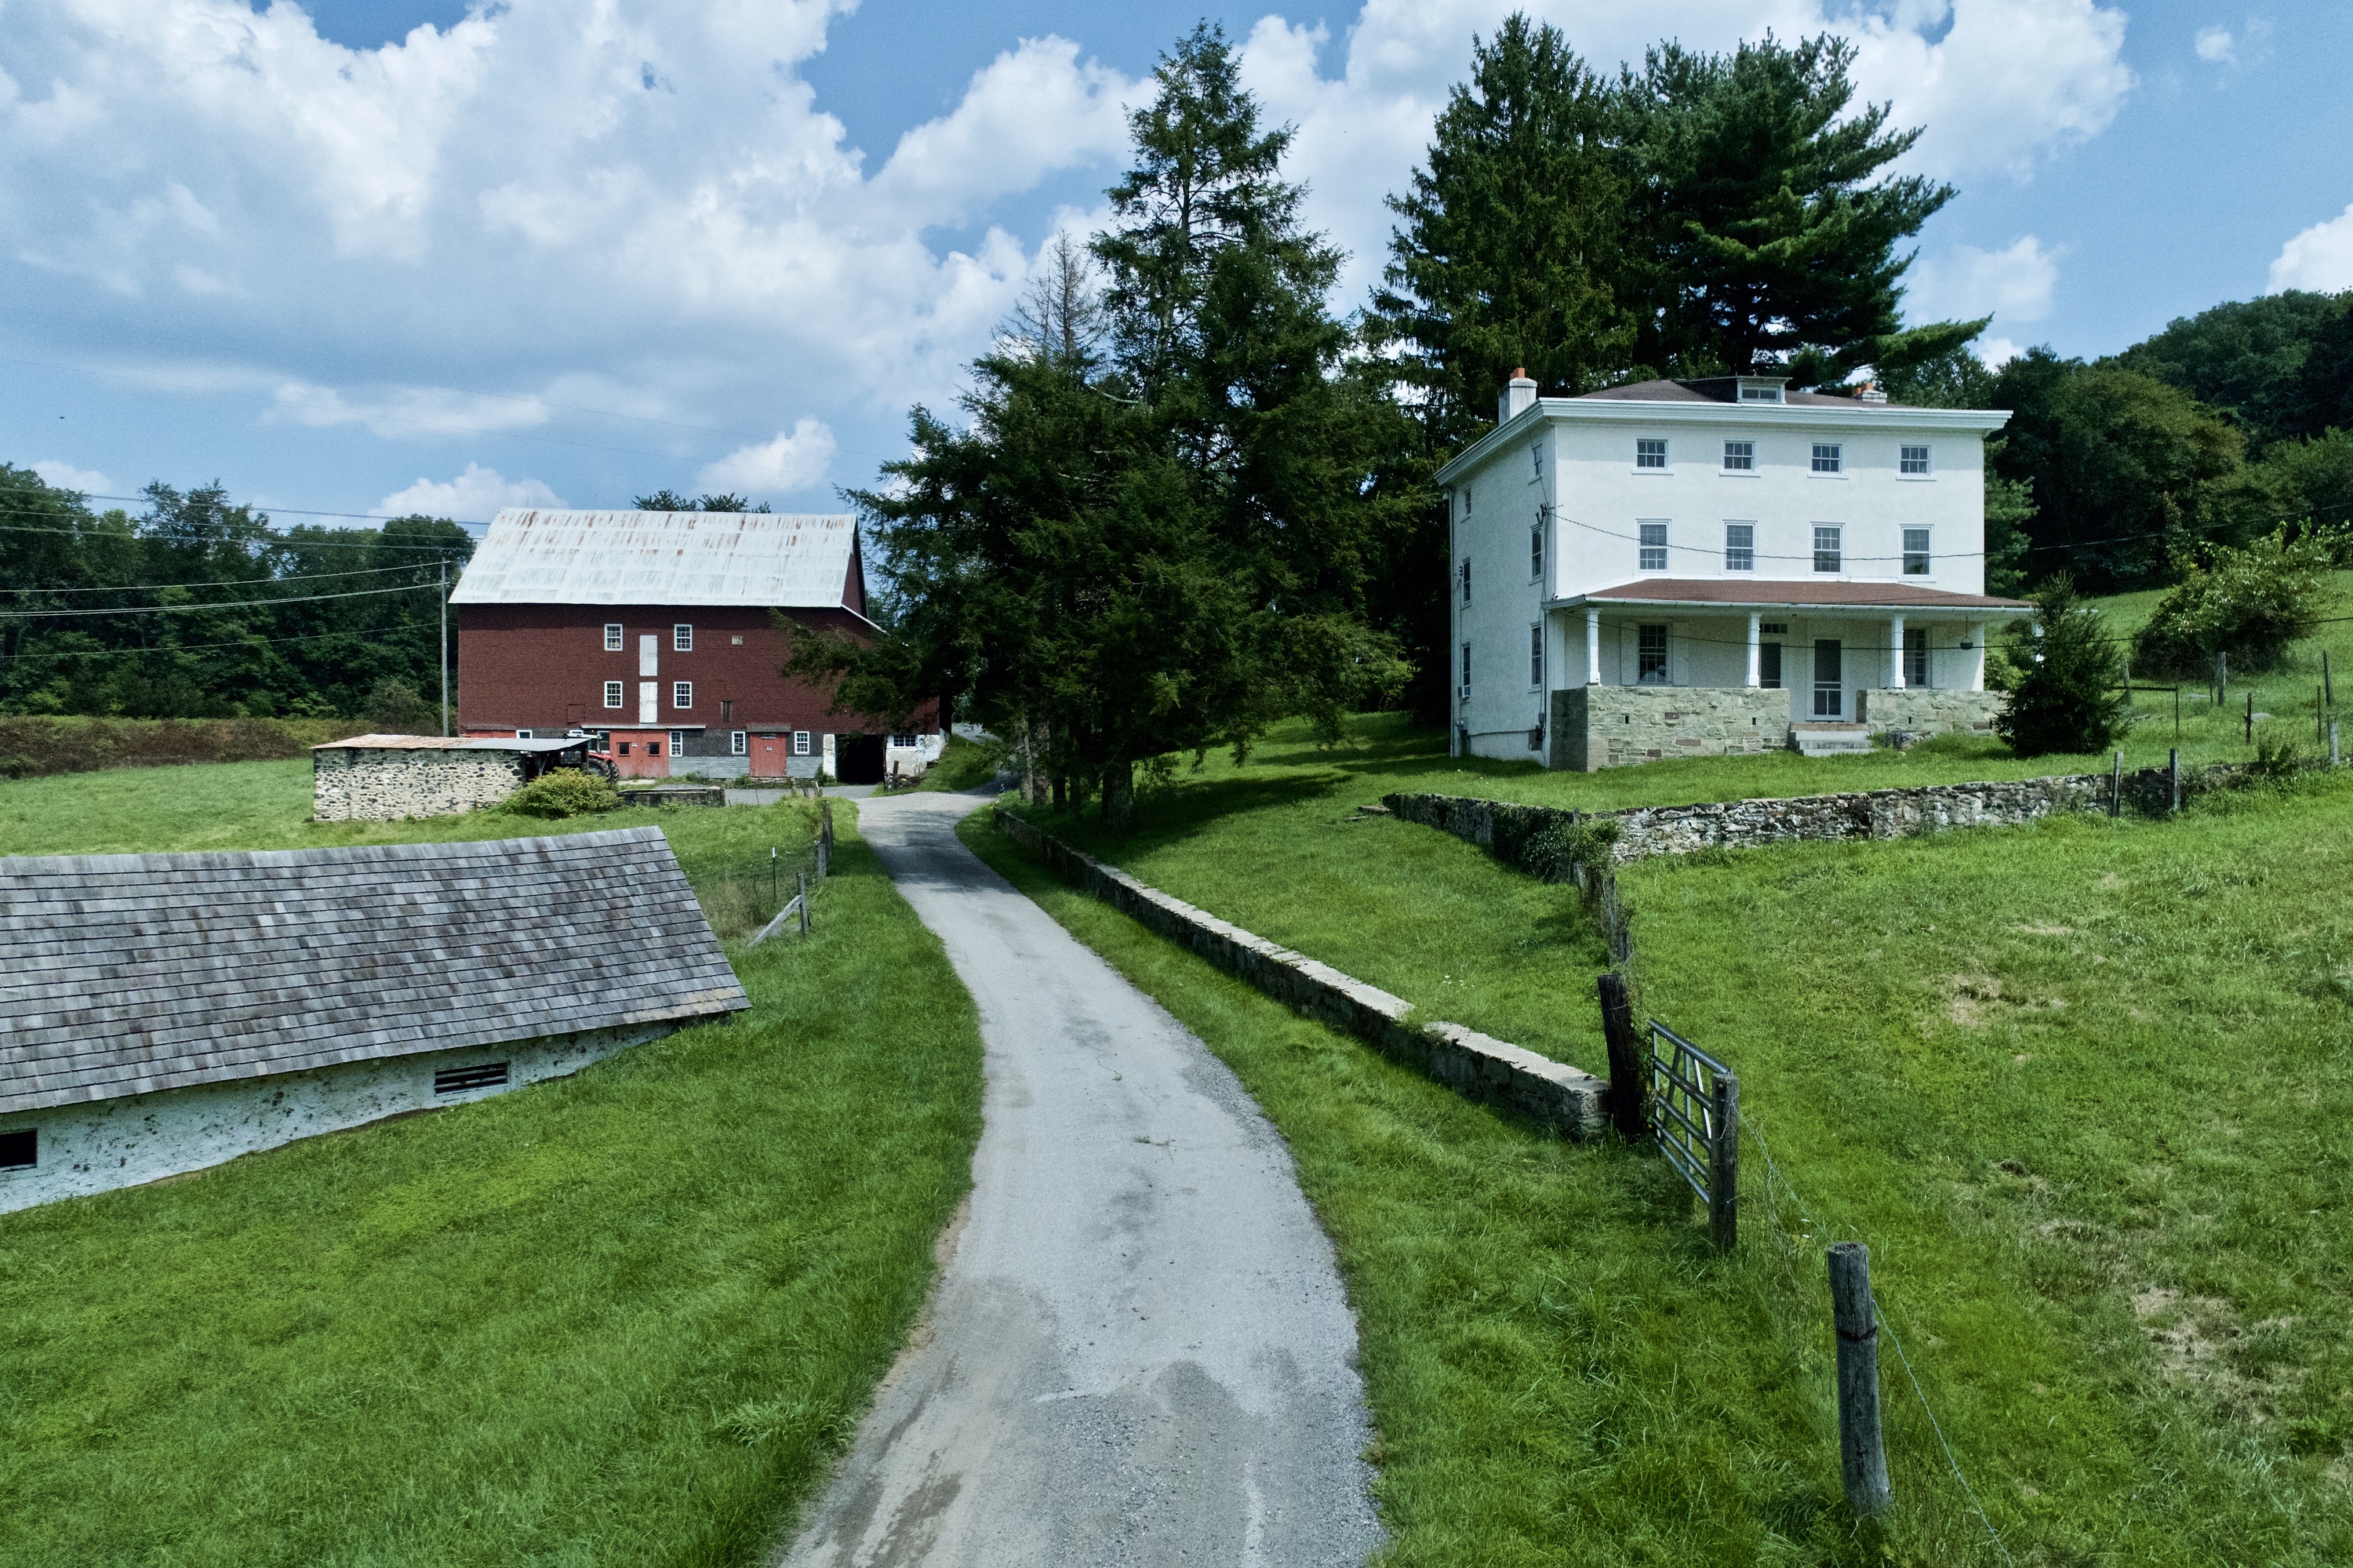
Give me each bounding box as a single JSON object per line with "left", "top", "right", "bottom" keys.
{"left": 1995, "top": 575, "right": 2128, "bottom": 757}
{"left": 501, "top": 768, "right": 621, "bottom": 818}
{"left": 2129, "top": 528, "right": 2343, "bottom": 678}
{"left": 362, "top": 676, "right": 436, "bottom": 733}
{"left": 1526, "top": 814, "right": 1620, "bottom": 879}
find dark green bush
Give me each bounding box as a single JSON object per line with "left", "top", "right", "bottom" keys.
{"left": 501, "top": 768, "right": 622, "bottom": 818}
{"left": 2129, "top": 528, "right": 2342, "bottom": 678}
{"left": 1526, "top": 814, "right": 1620, "bottom": 879}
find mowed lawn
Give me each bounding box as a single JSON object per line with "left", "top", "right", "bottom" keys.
{"left": 973, "top": 711, "right": 2353, "bottom": 1564}
{"left": 0, "top": 762, "right": 984, "bottom": 1568}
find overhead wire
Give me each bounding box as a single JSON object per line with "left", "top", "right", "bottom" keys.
{"left": 5, "top": 561, "right": 441, "bottom": 595}
{"left": 0, "top": 582, "right": 442, "bottom": 620}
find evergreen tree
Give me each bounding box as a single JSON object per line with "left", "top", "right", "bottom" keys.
{"left": 1995, "top": 575, "right": 2126, "bottom": 757}
{"left": 1369, "top": 14, "right": 1631, "bottom": 449}
{"left": 1615, "top": 33, "right": 1980, "bottom": 384}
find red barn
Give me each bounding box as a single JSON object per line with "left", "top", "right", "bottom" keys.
{"left": 449, "top": 509, "right": 937, "bottom": 782}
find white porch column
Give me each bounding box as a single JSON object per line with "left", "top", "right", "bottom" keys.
{"left": 1585, "top": 609, "right": 1602, "bottom": 686}
{"left": 1888, "top": 613, "right": 1907, "bottom": 689}
{"left": 1966, "top": 621, "right": 1986, "bottom": 692}
{"left": 1745, "top": 612, "right": 1762, "bottom": 688}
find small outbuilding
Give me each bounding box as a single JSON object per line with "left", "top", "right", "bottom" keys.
{"left": 0, "top": 827, "right": 747, "bottom": 1213}
{"left": 311, "top": 732, "right": 599, "bottom": 820}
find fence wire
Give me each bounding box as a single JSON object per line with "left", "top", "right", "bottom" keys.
{"left": 681, "top": 799, "right": 835, "bottom": 943}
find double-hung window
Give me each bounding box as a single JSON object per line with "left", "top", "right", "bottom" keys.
{"left": 1460, "top": 642, "right": 1472, "bottom": 696}
{"left": 603, "top": 680, "right": 624, "bottom": 709}
{"left": 668, "top": 729, "right": 685, "bottom": 754}
{"left": 603, "top": 624, "right": 624, "bottom": 652}
{"left": 1637, "top": 624, "right": 1670, "bottom": 685}
{"left": 1902, "top": 527, "right": 1932, "bottom": 576}
{"left": 1529, "top": 624, "right": 1544, "bottom": 687}
{"left": 1635, "top": 438, "right": 1668, "bottom": 470}
{"left": 1459, "top": 558, "right": 1471, "bottom": 604}
{"left": 1722, "top": 440, "right": 1755, "bottom": 472}
{"left": 672, "top": 680, "right": 693, "bottom": 709}
{"left": 673, "top": 624, "right": 693, "bottom": 652}
{"left": 791, "top": 730, "right": 813, "bottom": 756}
{"left": 1638, "top": 522, "right": 1668, "bottom": 572}
{"left": 730, "top": 730, "right": 747, "bottom": 755}
{"left": 1724, "top": 522, "right": 1755, "bottom": 572}
{"left": 1904, "top": 628, "right": 1930, "bottom": 688}
{"left": 1813, "top": 525, "right": 1842, "bottom": 573}
{"left": 1529, "top": 520, "right": 1544, "bottom": 580}
{"left": 1811, "top": 442, "right": 1843, "bottom": 474}
{"left": 1900, "top": 444, "right": 1932, "bottom": 476}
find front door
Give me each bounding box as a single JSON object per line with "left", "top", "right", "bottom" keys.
{"left": 1813, "top": 638, "right": 1843, "bottom": 717}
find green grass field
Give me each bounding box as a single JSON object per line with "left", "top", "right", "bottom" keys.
{"left": 0, "top": 764, "right": 985, "bottom": 1568}
{"left": 973, "top": 708, "right": 2353, "bottom": 1563}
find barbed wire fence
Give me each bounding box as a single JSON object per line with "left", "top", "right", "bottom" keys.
{"left": 683, "top": 797, "right": 837, "bottom": 944}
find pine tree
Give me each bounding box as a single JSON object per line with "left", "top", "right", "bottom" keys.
{"left": 1994, "top": 575, "right": 2126, "bottom": 757}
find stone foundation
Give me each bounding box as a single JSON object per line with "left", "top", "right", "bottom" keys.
{"left": 312, "top": 748, "right": 526, "bottom": 820}
{"left": 1551, "top": 685, "right": 1791, "bottom": 771}
{"left": 1854, "top": 687, "right": 2006, "bottom": 737}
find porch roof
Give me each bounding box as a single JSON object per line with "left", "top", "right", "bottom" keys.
{"left": 1556, "top": 579, "right": 2028, "bottom": 613}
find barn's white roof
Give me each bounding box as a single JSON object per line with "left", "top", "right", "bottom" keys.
{"left": 449, "top": 510, "right": 858, "bottom": 607}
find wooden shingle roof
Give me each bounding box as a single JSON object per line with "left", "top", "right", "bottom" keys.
{"left": 0, "top": 827, "right": 748, "bottom": 1116}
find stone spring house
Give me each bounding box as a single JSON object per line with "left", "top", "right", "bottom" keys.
{"left": 452, "top": 509, "right": 942, "bottom": 783}
{"left": 0, "top": 828, "right": 747, "bottom": 1214}
{"left": 311, "top": 732, "right": 602, "bottom": 820}
{"left": 1438, "top": 373, "right": 2028, "bottom": 769}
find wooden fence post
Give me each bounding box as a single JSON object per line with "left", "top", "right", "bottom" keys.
{"left": 2246, "top": 689, "right": 2254, "bottom": 745}
{"left": 1597, "top": 973, "right": 1646, "bottom": 1141}
{"left": 798, "top": 871, "right": 809, "bottom": 937}
{"left": 2326, "top": 649, "right": 2334, "bottom": 708}
{"left": 2169, "top": 748, "right": 2180, "bottom": 813}
{"left": 1829, "top": 1242, "right": 1894, "bottom": 1518}
{"left": 2111, "top": 751, "right": 2122, "bottom": 817}
{"left": 1708, "top": 1070, "right": 1739, "bottom": 1253}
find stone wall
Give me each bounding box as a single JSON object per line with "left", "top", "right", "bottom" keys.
{"left": 1551, "top": 685, "right": 1791, "bottom": 772}
{"left": 1854, "top": 687, "right": 2006, "bottom": 738}
{"left": 312, "top": 748, "right": 526, "bottom": 820}
{"left": 991, "top": 808, "right": 1606, "bottom": 1137}
{"left": 1387, "top": 763, "right": 2242, "bottom": 871}
{"left": 0, "top": 1023, "right": 668, "bottom": 1215}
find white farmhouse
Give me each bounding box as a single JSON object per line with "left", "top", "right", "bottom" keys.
{"left": 1438, "top": 373, "right": 2025, "bottom": 769}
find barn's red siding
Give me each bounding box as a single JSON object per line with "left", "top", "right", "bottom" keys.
{"left": 456, "top": 604, "right": 915, "bottom": 737}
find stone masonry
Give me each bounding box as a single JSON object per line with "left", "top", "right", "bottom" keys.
{"left": 313, "top": 746, "right": 526, "bottom": 820}
{"left": 1551, "top": 685, "right": 1790, "bottom": 772}
{"left": 1853, "top": 686, "right": 2006, "bottom": 738}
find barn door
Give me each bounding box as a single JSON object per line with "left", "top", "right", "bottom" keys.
{"left": 638, "top": 634, "right": 659, "bottom": 676}
{"left": 638, "top": 682, "right": 657, "bottom": 722}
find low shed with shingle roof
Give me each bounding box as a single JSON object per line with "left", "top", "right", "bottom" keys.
{"left": 0, "top": 827, "right": 747, "bottom": 1213}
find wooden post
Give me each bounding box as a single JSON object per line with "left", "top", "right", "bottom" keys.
{"left": 2246, "top": 689, "right": 2254, "bottom": 745}
{"left": 2219, "top": 651, "right": 2228, "bottom": 707}
{"left": 2174, "top": 686, "right": 2180, "bottom": 740}
{"left": 1829, "top": 1242, "right": 1894, "bottom": 1518}
{"left": 2169, "top": 747, "right": 2180, "bottom": 813}
{"left": 2122, "top": 655, "right": 2131, "bottom": 704}
{"left": 2111, "top": 751, "right": 2122, "bottom": 817}
{"left": 770, "top": 846, "right": 777, "bottom": 909}
{"left": 2326, "top": 649, "right": 2335, "bottom": 708}
{"left": 1596, "top": 973, "right": 1646, "bottom": 1141}
{"left": 798, "top": 871, "right": 809, "bottom": 937}
{"left": 2333, "top": 722, "right": 2341, "bottom": 769}
{"left": 1708, "top": 1070, "right": 1739, "bottom": 1253}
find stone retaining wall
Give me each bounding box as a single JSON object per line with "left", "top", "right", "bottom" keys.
{"left": 1551, "top": 685, "right": 1790, "bottom": 771}
{"left": 1387, "top": 764, "right": 2238, "bottom": 872}
{"left": 991, "top": 808, "right": 1606, "bottom": 1137}
{"left": 312, "top": 748, "right": 525, "bottom": 820}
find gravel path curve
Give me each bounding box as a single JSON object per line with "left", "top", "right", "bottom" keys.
{"left": 776, "top": 791, "right": 1383, "bottom": 1568}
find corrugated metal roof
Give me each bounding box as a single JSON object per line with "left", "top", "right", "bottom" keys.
{"left": 0, "top": 828, "right": 748, "bottom": 1115}
{"left": 449, "top": 509, "right": 858, "bottom": 607}
{"left": 311, "top": 733, "right": 587, "bottom": 753}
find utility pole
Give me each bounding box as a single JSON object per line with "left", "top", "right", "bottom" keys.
{"left": 438, "top": 559, "right": 450, "bottom": 737}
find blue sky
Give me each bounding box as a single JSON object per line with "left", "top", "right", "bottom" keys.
{"left": 2, "top": 0, "right": 2348, "bottom": 533}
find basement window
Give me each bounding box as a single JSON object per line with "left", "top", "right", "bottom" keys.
{"left": 0, "top": 1129, "right": 34, "bottom": 1170}
{"left": 434, "top": 1062, "right": 511, "bottom": 1095}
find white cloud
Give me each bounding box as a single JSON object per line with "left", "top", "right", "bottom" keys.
{"left": 697, "top": 418, "right": 838, "bottom": 498}
{"left": 2195, "top": 26, "right": 2236, "bottom": 64}
{"left": 30, "top": 458, "right": 113, "bottom": 495}
{"left": 268, "top": 381, "right": 552, "bottom": 440}
{"left": 377, "top": 464, "right": 564, "bottom": 521}
{"left": 1909, "top": 235, "right": 2063, "bottom": 326}
{"left": 2269, "top": 203, "right": 2353, "bottom": 293}
{"left": 1975, "top": 336, "right": 2025, "bottom": 369}
{"left": 2194, "top": 18, "right": 2271, "bottom": 71}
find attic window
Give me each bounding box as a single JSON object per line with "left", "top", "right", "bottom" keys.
{"left": 435, "top": 1062, "right": 511, "bottom": 1095}
{"left": 0, "top": 1129, "right": 35, "bottom": 1170}
{"left": 1736, "top": 379, "right": 1787, "bottom": 404}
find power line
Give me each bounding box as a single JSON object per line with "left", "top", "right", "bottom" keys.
{"left": 0, "top": 516, "right": 477, "bottom": 555}
{"left": 5, "top": 561, "right": 438, "bottom": 595}
{"left": 0, "top": 582, "right": 441, "bottom": 620}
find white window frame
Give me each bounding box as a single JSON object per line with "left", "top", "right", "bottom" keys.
{"left": 669, "top": 729, "right": 686, "bottom": 754}
{"left": 1811, "top": 442, "right": 1844, "bottom": 475}
{"left": 1459, "top": 642, "right": 1471, "bottom": 698}
{"left": 1529, "top": 623, "right": 1544, "bottom": 688}
{"left": 889, "top": 731, "right": 918, "bottom": 748}
{"left": 673, "top": 623, "right": 693, "bottom": 652}
{"left": 1529, "top": 518, "right": 1544, "bottom": 581}
{"left": 792, "top": 730, "right": 813, "bottom": 756}
{"left": 1460, "top": 558, "right": 1471, "bottom": 604}
{"left": 730, "top": 730, "right": 747, "bottom": 755}
{"left": 1638, "top": 521, "right": 1668, "bottom": 573}
{"left": 1722, "top": 440, "right": 1755, "bottom": 474}
{"left": 515, "top": 729, "right": 533, "bottom": 740}
{"left": 1899, "top": 444, "right": 1933, "bottom": 478}
{"left": 673, "top": 680, "right": 693, "bottom": 709}
{"left": 1813, "top": 525, "right": 1843, "bottom": 574}
{"left": 1902, "top": 527, "right": 1933, "bottom": 577}
{"left": 1634, "top": 437, "right": 1669, "bottom": 471}
{"left": 602, "top": 680, "right": 624, "bottom": 709}
{"left": 603, "top": 624, "right": 624, "bottom": 652}
{"left": 1736, "top": 378, "right": 1785, "bottom": 404}
{"left": 1724, "top": 522, "right": 1755, "bottom": 572}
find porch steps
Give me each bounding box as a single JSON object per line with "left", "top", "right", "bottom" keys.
{"left": 1789, "top": 722, "right": 1873, "bottom": 758}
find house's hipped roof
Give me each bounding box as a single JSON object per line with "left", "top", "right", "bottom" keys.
{"left": 449, "top": 509, "right": 858, "bottom": 608}
{"left": 1565, "top": 579, "right": 2029, "bottom": 611}
{"left": 1575, "top": 378, "right": 1898, "bottom": 408}
{"left": 0, "top": 827, "right": 748, "bottom": 1116}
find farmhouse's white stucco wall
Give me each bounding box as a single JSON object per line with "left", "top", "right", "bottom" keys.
{"left": 1448, "top": 431, "right": 1560, "bottom": 759}
{"left": 0, "top": 1023, "right": 668, "bottom": 1215}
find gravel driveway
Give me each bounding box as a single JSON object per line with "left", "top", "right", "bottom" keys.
{"left": 776, "top": 790, "right": 1383, "bottom": 1567}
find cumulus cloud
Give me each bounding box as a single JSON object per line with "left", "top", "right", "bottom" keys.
{"left": 696, "top": 418, "right": 838, "bottom": 498}
{"left": 1908, "top": 235, "right": 2063, "bottom": 326}
{"left": 29, "top": 459, "right": 114, "bottom": 496}
{"left": 2194, "top": 19, "right": 2271, "bottom": 71}
{"left": 268, "top": 382, "right": 552, "bottom": 440}
{"left": 2195, "top": 25, "right": 2236, "bottom": 63}
{"left": 377, "top": 464, "right": 564, "bottom": 522}
{"left": 2270, "top": 204, "right": 2353, "bottom": 293}
{"left": 1975, "top": 336, "right": 2026, "bottom": 369}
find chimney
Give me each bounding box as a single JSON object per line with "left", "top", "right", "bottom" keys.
{"left": 1500, "top": 367, "right": 1537, "bottom": 422}
{"left": 1857, "top": 381, "right": 1889, "bottom": 404}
